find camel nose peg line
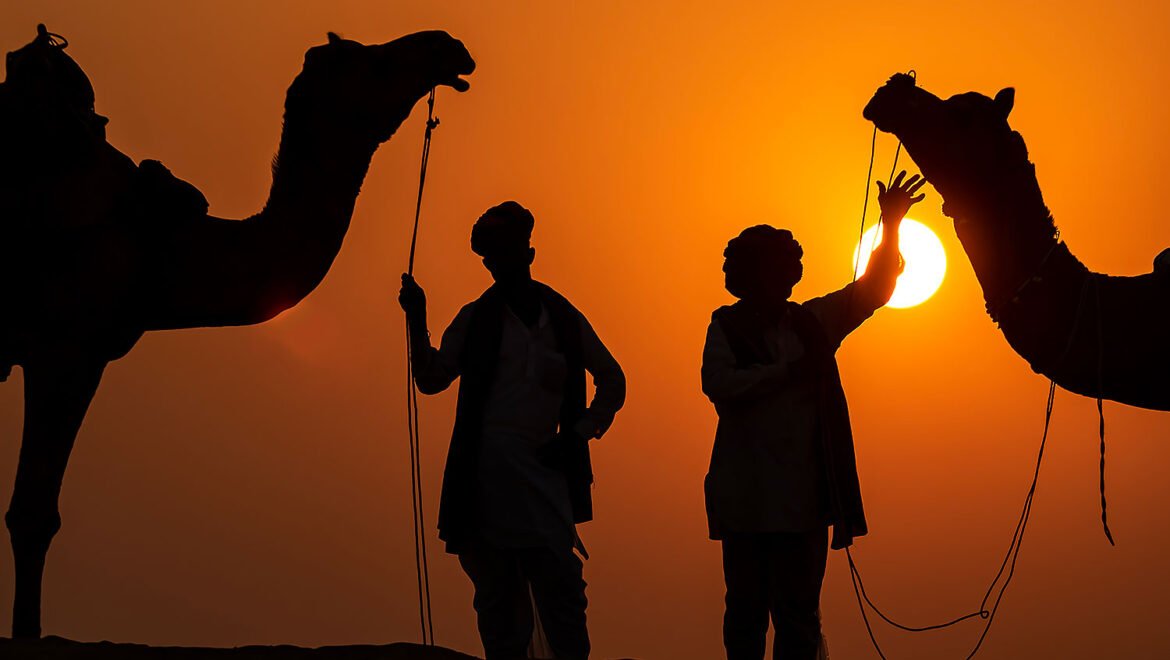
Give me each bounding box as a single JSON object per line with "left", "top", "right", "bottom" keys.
{"left": 849, "top": 69, "right": 1118, "bottom": 660}
{"left": 403, "top": 86, "right": 440, "bottom": 647}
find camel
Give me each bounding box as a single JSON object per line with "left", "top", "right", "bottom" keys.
{"left": 863, "top": 74, "right": 1170, "bottom": 412}
{"left": 0, "top": 24, "right": 474, "bottom": 638}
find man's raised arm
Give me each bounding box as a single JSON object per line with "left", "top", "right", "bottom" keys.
{"left": 809, "top": 171, "right": 926, "bottom": 345}
{"left": 853, "top": 170, "right": 925, "bottom": 311}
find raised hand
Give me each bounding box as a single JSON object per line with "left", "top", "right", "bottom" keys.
{"left": 876, "top": 170, "right": 926, "bottom": 225}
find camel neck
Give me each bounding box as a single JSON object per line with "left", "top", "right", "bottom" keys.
{"left": 138, "top": 110, "right": 382, "bottom": 332}
{"left": 951, "top": 163, "right": 1062, "bottom": 311}
{"left": 263, "top": 116, "right": 377, "bottom": 228}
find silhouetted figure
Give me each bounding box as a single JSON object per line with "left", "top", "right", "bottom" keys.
{"left": 702, "top": 173, "right": 924, "bottom": 660}
{"left": 0, "top": 25, "right": 474, "bottom": 638}
{"left": 398, "top": 201, "right": 626, "bottom": 660}
{"left": 864, "top": 73, "right": 1170, "bottom": 411}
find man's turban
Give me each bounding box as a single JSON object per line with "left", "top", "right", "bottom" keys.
{"left": 722, "top": 225, "right": 804, "bottom": 300}
{"left": 471, "top": 201, "right": 535, "bottom": 258}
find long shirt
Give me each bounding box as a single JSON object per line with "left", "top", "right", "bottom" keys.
{"left": 411, "top": 299, "right": 626, "bottom": 549}
{"left": 701, "top": 247, "right": 900, "bottom": 537}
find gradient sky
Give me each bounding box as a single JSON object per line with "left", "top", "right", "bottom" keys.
{"left": 2, "top": 1, "right": 1170, "bottom": 658}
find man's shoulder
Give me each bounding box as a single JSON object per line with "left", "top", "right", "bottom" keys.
{"left": 710, "top": 303, "right": 739, "bottom": 322}
{"left": 448, "top": 291, "right": 494, "bottom": 328}
{"left": 453, "top": 298, "right": 481, "bottom": 318}
{"left": 459, "top": 285, "right": 502, "bottom": 312}
{"left": 798, "top": 283, "right": 854, "bottom": 316}
{"left": 534, "top": 281, "right": 583, "bottom": 316}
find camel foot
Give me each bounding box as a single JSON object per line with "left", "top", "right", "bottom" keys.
{"left": 11, "top": 618, "right": 40, "bottom": 639}
{"left": 10, "top": 554, "right": 45, "bottom": 639}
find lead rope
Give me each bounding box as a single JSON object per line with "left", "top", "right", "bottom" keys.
{"left": 843, "top": 73, "right": 1063, "bottom": 657}
{"left": 404, "top": 88, "right": 440, "bottom": 646}
{"left": 1093, "top": 276, "right": 1115, "bottom": 546}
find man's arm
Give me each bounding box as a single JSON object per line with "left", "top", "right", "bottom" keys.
{"left": 399, "top": 274, "right": 466, "bottom": 395}
{"left": 573, "top": 312, "right": 626, "bottom": 440}
{"left": 854, "top": 170, "right": 925, "bottom": 310}
{"left": 809, "top": 171, "right": 925, "bottom": 344}
{"left": 701, "top": 319, "right": 791, "bottom": 405}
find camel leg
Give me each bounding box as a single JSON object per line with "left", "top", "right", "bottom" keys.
{"left": 6, "top": 357, "right": 106, "bottom": 639}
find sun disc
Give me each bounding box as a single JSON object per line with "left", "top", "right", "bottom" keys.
{"left": 852, "top": 219, "right": 946, "bottom": 309}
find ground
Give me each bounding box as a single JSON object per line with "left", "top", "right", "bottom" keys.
{"left": 0, "top": 637, "right": 481, "bottom": 659}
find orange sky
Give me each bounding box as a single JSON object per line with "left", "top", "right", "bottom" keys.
{"left": 2, "top": 1, "right": 1170, "bottom": 658}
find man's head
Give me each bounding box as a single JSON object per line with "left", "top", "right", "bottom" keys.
{"left": 472, "top": 201, "right": 536, "bottom": 284}
{"left": 723, "top": 225, "right": 803, "bottom": 302}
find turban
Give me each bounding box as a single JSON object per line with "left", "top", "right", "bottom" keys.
{"left": 471, "top": 201, "right": 535, "bottom": 258}
{"left": 722, "top": 225, "right": 803, "bottom": 299}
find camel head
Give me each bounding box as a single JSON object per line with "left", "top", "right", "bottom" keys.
{"left": 862, "top": 74, "right": 1050, "bottom": 237}
{"left": 285, "top": 30, "right": 475, "bottom": 145}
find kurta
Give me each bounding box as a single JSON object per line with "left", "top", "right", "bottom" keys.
{"left": 702, "top": 281, "right": 884, "bottom": 549}
{"left": 410, "top": 282, "right": 626, "bottom": 552}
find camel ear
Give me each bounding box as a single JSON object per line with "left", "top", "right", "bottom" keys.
{"left": 994, "top": 87, "right": 1015, "bottom": 119}
{"left": 327, "top": 32, "right": 342, "bottom": 45}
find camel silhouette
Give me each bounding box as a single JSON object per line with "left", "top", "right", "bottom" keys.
{"left": 863, "top": 73, "right": 1170, "bottom": 412}
{"left": 0, "top": 25, "right": 474, "bottom": 638}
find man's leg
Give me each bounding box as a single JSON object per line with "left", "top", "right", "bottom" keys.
{"left": 722, "top": 532, "right": 771, "bottom": 660}
{"left": 521, "top": 545, "right": 590, "bottom": 660}
{"left": 767, "top": 528, "right": 829, "bottom": 660}
{"left": 459, "top": 541, "right": 534, "bottom": 660}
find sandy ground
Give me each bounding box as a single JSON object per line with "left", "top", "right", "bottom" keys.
{"left": 0, "top": 637, "right": 482, "bottom": 659}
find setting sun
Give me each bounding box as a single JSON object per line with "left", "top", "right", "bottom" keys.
{"left": 853, "top": 218, "right": 946, "bottom": 308}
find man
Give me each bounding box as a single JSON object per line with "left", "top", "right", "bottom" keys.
{"left": 701, "top": 172, "right": 926, "bottom": 660}
{"left": 399, "top": 201, "right": 625, "bottom": 660}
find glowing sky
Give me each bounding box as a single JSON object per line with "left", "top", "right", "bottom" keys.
{"left": 1, "top": 2, "right": 1169, "bottom": 658}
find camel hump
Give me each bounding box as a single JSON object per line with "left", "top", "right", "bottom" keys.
{"left": 137, "top": 160, "right": 209, "bottom": 218}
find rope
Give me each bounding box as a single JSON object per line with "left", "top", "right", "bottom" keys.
{"left": 408, "top": 89, "right": 440, "bottom": 276}
{"left": 37, "top": 24, "right": 69, "bottom": 49}
{"left": 843, "top": 80, "right": 1062, "bottom": 656}
{"left": 963, "top": 380, "right": 1055, "bottom": 658}
{"left": 845, "top": 381, "right": 1056, "bottom": 660}
{"left": 404, "top": 329, "right": 430, "bottom": 644}
{"left": 1092, "top": 276, "right": 1115, "bottom": 545}
{"left": 403, "top": 87, "right": 440, "bottom": 646}
{"left": 852, "top": 71, "right": 914, "bottom": 283}
{"left": 1050, "top": 273, "right": 1114, "bottom": 548}
{"left": 851, "top": 125, "right": 879, "bottom": 283}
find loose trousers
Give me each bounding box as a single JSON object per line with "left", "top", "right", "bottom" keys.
{"left": 459, "top": 539, "right": 589, "bottom": 660}
{"left": 721, "top": 528, "right": 829, "bottom": 660}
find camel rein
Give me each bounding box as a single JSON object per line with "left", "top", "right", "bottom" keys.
{"left": 843, "top": 77, "right": 1112, "bottom": 659}
{"left": 403, "top": 87, "right": 440, "bottom": 647}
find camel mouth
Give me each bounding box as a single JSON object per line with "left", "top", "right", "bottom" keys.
{"left": 863, "top": 83, "right": 907, "bottom": 132}
{"left": 444, "top": 48, "right": 476, "bottom": 92}
{"left": 445, "top": 75, "right": 471, "bottom": 92}
{"left": 863, "top": 72, "right": 933, "bottom": 135}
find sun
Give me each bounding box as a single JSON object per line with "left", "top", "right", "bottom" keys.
{"left": 852, "top": 219, "right": 946, "bottom": 308}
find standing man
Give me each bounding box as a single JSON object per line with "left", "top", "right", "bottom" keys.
{"left": 701, "top": 172, "right": 925, "bottom": 660}
{"left": 399, "top": 201, "right": 625, "bottom": 660}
